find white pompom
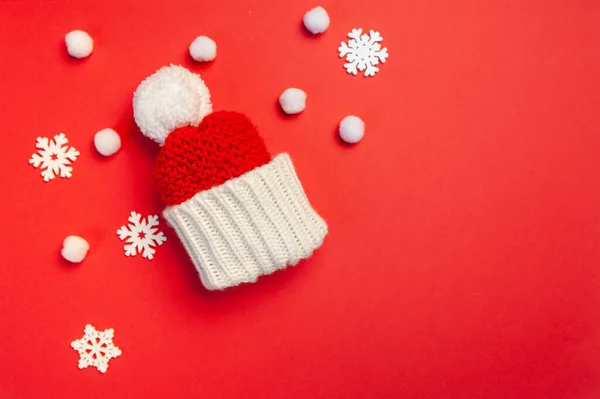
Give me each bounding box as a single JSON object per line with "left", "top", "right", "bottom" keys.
{"left": 61, "top": 236, "right": 90, "bottom": 263}
{"left": 133, "top": 65, "right": 212, "bottom": 145}
{"left": 65, "top": 30, "right": 93, "bottom": 59}
{"left": 189, "top": 36, "right": 217, "bottom": 62}
{"left": 339, "top": 116, "right": 365, "bottom": 144}
{"left": 279, "top": 88, "right": 307, "bottom": 114}
{"left": 303, "top": 6, "right": 330, "bottom": 34}
{"left": 94, "top": 128, "right": 121, "bottom": 156}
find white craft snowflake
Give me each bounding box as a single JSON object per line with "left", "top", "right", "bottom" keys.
{"left": 29, "top": 133, "right": 80, "bottom": 182}
{"left": 117, "top": 211, "right": 167, "bottom": 260}
{"left": 338, "top": 28, "right": 389, "bottom": 77}
{"left": 71, "top": 324, "right": 122, "bottom": 373}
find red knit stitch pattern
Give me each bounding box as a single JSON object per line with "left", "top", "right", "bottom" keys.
{"left": 154, "top": 111, "right": 271, "bottom": 206}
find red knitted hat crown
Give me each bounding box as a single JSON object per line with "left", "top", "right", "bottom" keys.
{"left": 155, "top": 111, "right": 271, "bottom": 206}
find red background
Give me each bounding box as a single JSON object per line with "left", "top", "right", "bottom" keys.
{"left": 1, "top": 1, "right": 599, "bottom": 398}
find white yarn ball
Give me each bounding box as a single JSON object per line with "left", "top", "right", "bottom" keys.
{"left": 339, "top": 116, "right": 365, "bottom": 144}
{"left": 189, "top": 36, "right": 217, "bottom": 62}
{"left": 94, "top": 128, "right": 121, "bottom": 156}
{"left": 279, "top": 88, "right": 307, "bottom": 114}
{"left": 133, "top": 65, "right": 212, "bottom": 145}
{"left": 303, "top": 6, "right": 330, "bottom": 34}
{"left": 65, "top": 30, "right": 93, "bottom": 59}
{"left": 61, "top": 236, "right": 90, "bottom": 263}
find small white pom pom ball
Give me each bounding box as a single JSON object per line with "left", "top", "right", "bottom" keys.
{"left": 189, "top": 36, "right": 217, "bottom": 62}
{"left": 61, "top": 236, "right": 90, "bottom": 263}
{"left": 133, "top": 65, "right": 212, "bottom": 145}
{"left": 65, "top": 30, "right": 93, "bottom": 59}
{"left": 339, "top": 116, "right": 365, "bottom": 144}
{"left": 303, "top": 6, "right": 330, "bottom": 34}
{"left": 279, "top": 88, "right": 307, "bottom": 115}
{"left": 94, "top": 128, "right": 121, "bottom": 156}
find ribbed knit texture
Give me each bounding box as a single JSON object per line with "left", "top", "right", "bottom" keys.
{"left": 163, "top": 153, "right": 328, "bottom": 290}
{"left": 155, "top": 111, "right": 271, "bottom": 206}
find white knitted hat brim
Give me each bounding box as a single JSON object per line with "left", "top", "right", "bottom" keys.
{"left": 163, "top": 153, "right": 328, "bottom": 290}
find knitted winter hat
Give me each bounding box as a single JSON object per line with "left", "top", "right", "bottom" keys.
{"left": 133, "top": 65, "right": 328, "bottom": 290}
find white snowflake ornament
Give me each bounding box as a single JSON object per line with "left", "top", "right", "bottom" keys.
{"left": 338, "top": 28, "right": 389, "bottom": 77}
{"left": 71, "top": 324, "right": 122, "bottom": 373}
{"left": 29, "top": 133, "right": 80, "bottom": 181}
{"left": 117, "top": 211, "right": 167, "bottom": 260}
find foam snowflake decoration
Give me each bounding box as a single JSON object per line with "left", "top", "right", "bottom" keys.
{"left": 71, "top": 324, "right": 122, "bottom": 373}
{"left": 117, "top": 211, "right": 167, "bottom": 260}
{"left": 338, "top": 28, "right": 389, "bottom": 77}
{"left": 29, "top": 133, "right": 80, "bottom": 182}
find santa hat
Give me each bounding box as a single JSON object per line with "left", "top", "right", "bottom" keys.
{"left": 133, "top": 65, "right": 328, "bottom": 290}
